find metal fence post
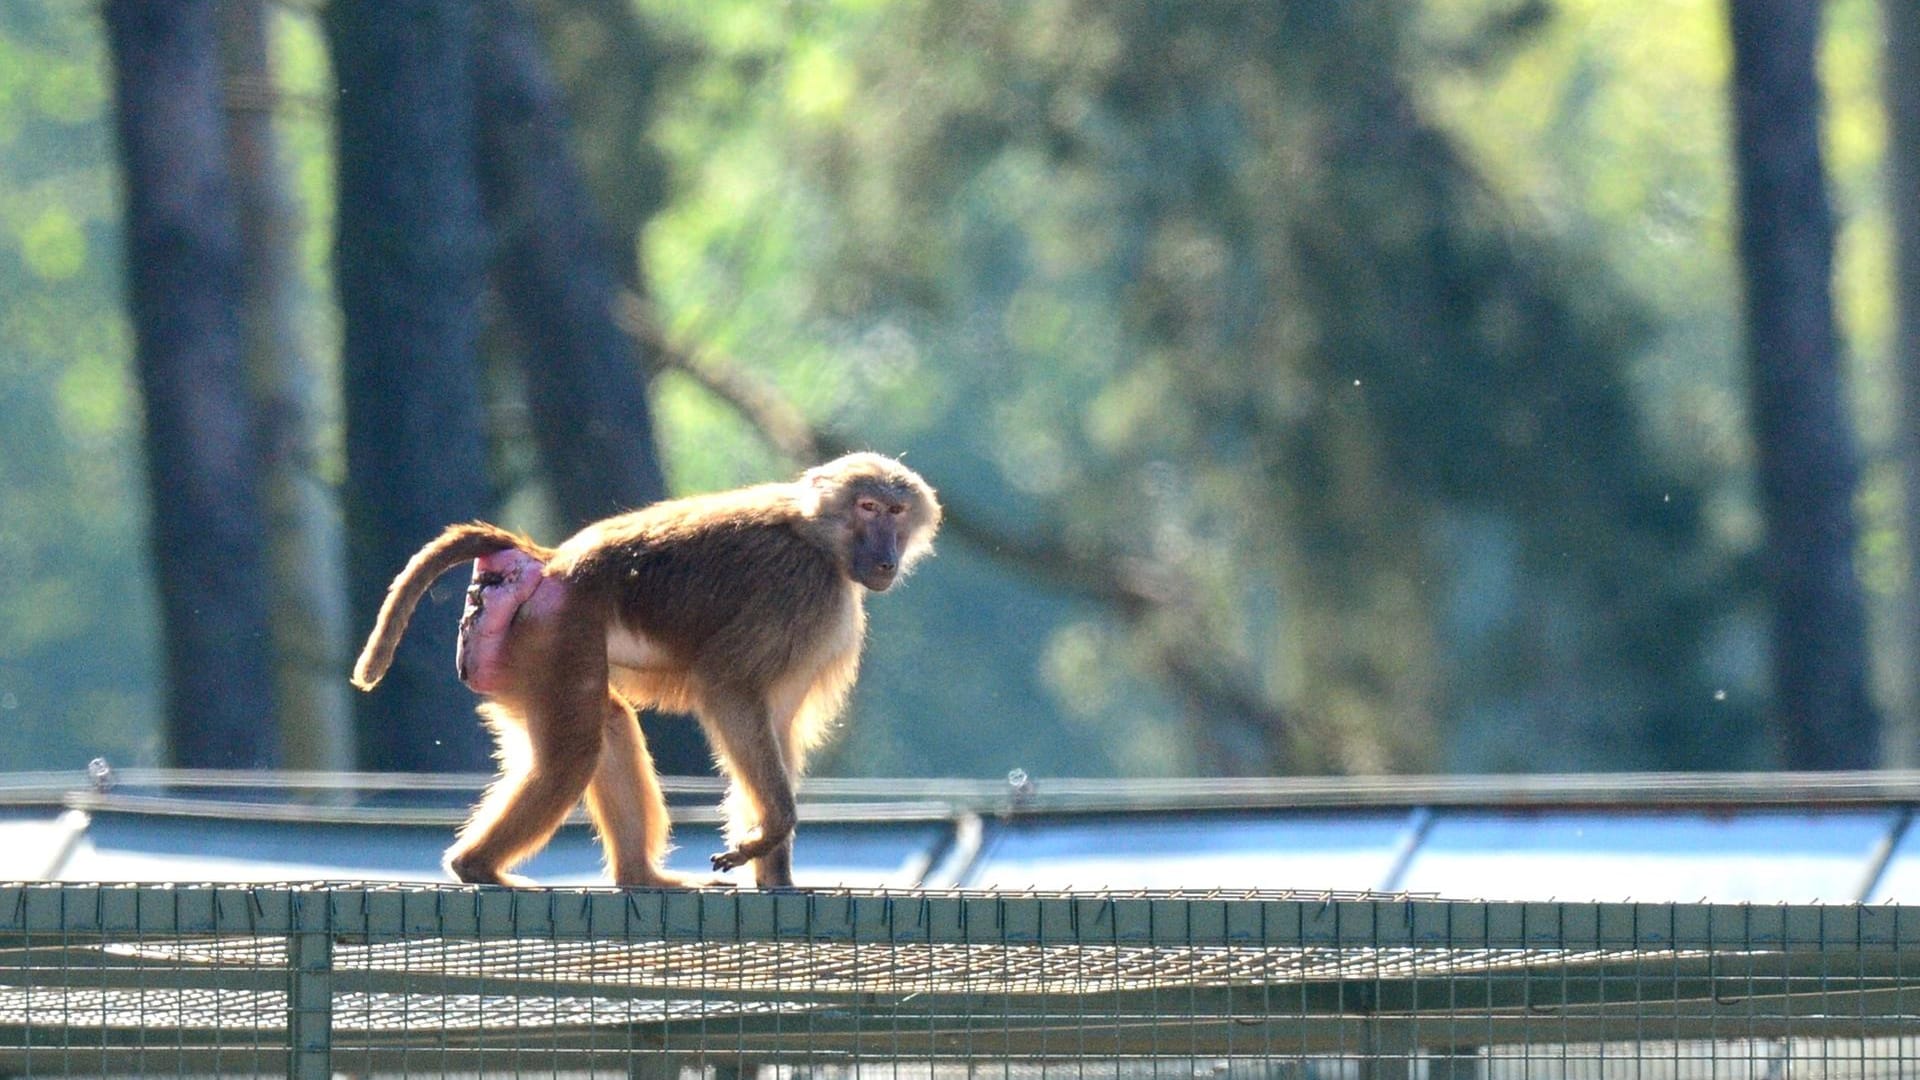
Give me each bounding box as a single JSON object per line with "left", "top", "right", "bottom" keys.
{"left": 287, "top": 889, "right": 333, "bottom": 1079}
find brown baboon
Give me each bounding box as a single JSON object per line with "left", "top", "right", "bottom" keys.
{"left": 351, "top": 453, "right": 941, "bottom": 888}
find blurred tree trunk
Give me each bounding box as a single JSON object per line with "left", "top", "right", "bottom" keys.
{"left": 526, "top": 0, "right": 674, "bottom": 296}
{"left": 475, "top": 3, "right": 711, "bottom": 774}
{"left": 327, "top": 0, "right": 493, "bottom": 771}
{"left": 473, "top": 2, "right": 668, "bottom": 526}
{"left": 217, "top": 0, "right": 354, "bottom": 771}
{"left": 1886, "top": 0, "right": 1920, "bottom": 767}
{"left": 1727, "top": 0, "right": 1878, "bottom": 767}
{"left": 104, "top": 0, "right": 279, "bottom": 768}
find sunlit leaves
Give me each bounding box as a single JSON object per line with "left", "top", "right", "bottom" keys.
{"left": 0, "top": 2, "right": 161, "bottom": 767}
{"left": 20, "top": 205, "right": 83, "bottom": 279}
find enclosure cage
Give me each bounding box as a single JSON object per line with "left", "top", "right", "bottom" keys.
{"left": 0, "top": 881, "right": 1915, "bottom": 1078}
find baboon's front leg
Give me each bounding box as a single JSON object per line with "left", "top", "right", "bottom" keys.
{"left": 700, "top": 688, "right": 798, "bottom": 886}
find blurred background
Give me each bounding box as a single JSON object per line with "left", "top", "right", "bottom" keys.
{"left": 3, "top": 0, "right": 1918, "bottom": 784}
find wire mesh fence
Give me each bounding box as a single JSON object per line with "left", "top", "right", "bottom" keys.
{"left": 0, "top": 881, "right": 1914, "bottom": 1077}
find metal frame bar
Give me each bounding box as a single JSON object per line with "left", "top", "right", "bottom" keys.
{"left": 5, "top": 882, "right": 1914, "bottom": 948}
{"left": 23, "top": 766, "right": 1920, "bottom": 811}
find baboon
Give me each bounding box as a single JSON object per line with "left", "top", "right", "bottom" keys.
{"left": 351, "top": 453, "right": 941, "bottom": 888}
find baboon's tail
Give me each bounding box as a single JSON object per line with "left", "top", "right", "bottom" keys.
{"left": 350, "top": 522, "right": 541, "bottom": 691}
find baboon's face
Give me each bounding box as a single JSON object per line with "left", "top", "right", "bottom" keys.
{"left": 804, "top": 452, "right": 942, "bottom": 591}
{"left": 848, "top": 486, "right": 910, "bottom": 591}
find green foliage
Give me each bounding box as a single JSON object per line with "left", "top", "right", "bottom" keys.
{"left": 0, "top": 0, "right": 1900, "bottom": 776}
{"left": 1420, "top": 0, "right": 1899, "bottom": 758}
{"left": 0, "top": 2, "right": 158, "bottom": 767}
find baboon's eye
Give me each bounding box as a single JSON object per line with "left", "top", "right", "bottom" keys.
{"left": 857, "top": 499, "right": 883, "bottom": 515}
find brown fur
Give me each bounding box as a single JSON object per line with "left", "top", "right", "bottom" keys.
{"left": 351, "top": 453, "right": 940, "bottom": 888}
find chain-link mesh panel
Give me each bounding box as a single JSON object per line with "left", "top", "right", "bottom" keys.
{"left": 1, "top": 883, "right": 1914, "bottom": 1077}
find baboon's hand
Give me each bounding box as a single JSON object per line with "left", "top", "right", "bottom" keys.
{"left": 710, "top": 832, "right": 784, "bottom": 872}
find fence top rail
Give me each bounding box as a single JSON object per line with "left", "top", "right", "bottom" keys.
{"left": 12, "top": 768, "right": 1920, "bottom": 819}
{"left": 3, "top": 881, "right": 1917, "bottom": 950}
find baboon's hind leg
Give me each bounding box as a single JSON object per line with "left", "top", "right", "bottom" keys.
{"left": 445, "top": 684, "right": 606, "bottom": 886}
{"left": 584, "top": 696, "right": 700, "bottom": 887}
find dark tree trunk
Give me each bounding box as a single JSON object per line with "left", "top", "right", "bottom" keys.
{"left": 104, "top": 0, "right": 279, "bottom": 768}
{"left": 526, "top": 0, "right": 675, "bottom": 295}
{"left": 473, "top": 3, "right": 711, "bottom": 774}
{"left": 473, "top": 1, "right": 669, "bottom": 527}
{"left": 218, "top": 0, "right": 354, "bottom": 771}
{"left": 328, "top": 0, "right": 493, "bottom": 771}
{"left": 1727, "top": 0, "right": 1878, "bottom": 767}
{"left": 1887, "top": 0, "right": 1920, "bottom": 767}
